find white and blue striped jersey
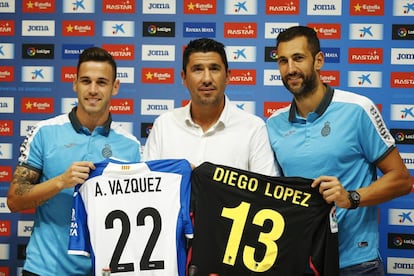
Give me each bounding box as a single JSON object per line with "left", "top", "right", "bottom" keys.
{"left": 68, "top": 158, "right": 193, "bottom": 276}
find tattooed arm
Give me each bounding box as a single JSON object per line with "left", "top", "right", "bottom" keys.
{"left": 7, "top": 161, "right": 96, "bottom": 212}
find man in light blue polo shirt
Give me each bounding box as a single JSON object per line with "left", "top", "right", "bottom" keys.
{"left": 7, "top": 47, "right": 141, "bottom": 276}
{"left": 266, "top": 26, "right": 411, "bottom": 275}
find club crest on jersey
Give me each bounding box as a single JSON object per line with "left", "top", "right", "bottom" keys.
{"left": 102, "top": 144, "right": 113, "bottom": 158}
{"left": 321, "top": 121, "right": 331, "bottom": 137}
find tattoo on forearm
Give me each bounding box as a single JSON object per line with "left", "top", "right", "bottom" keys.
{"left": 12, "top": 166, "right": 40, "bottom": 196}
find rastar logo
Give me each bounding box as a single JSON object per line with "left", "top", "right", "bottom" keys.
{"left": 184, "top": 0, "right": 216, "bottom": 14}
{"left": 62, "top": 21, "right": 94, "bottom": 36}
{"left": 320, "top": 71, "right": 340, "bottom": 86}
{"left": 141, "top": 68, "right": 174, "bottom": 84}
{"left": 391, "top": 72, "right": 414, "bottom": 88}
{"left": 350, "top": 0, "right": 383, "bottom": 15}
{"left": 23, "top": 0, "right": 55, "bottom": 13}
{"left": 21, "top": 98, "right": 54, "bottom": 113}
{"left": 61, "top": 66, "right": 76, "bottom": 82}
{"left": 263, "top": 102, "right": 291, "bottom": 118}
{"left": 0, "top": 120, "right": 13, "bottom": 136}
{"left": 109, "top": 99, "right": 134, "bottom": 114}
{"left": 266, "top": 0, "right": 299, "bottom": 14}
{"left": 307, "top": 23, "right": 341, "bottom": 39}
{"left": 103, "top": 0, "right": 135, "bottom": 13}
{"left": 0, "top": 166, "right": 12, "bottom": 182}
{"left": 0, "top": 66, "right": 14, "bottom": 82}
{"left": 228, "top": 69, "right": 256, "bottom": 85}
{"left": 348, "top": 48, "right": 383, "bottom": 64}
{"left": 0, "top": 20, "right": 14, "bottom": 36}
{"left": 0, "top": 220, "right": 10, "bottom": 236}
{"left": 103, "top": 44, "right": 135, "bottom": 60}
{"left": 224, "top": 22, "right": 256, "bottom": 38}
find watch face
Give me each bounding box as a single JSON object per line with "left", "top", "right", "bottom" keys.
{"left": 351, "top": 192, "right": 360, "bottom": 200}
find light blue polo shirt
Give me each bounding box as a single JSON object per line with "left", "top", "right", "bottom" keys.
{"left": 266, "top": 85, "right": 395, "bottom": 269}
{"left": 19, "top": 107, "right": 141, "bottom": 276}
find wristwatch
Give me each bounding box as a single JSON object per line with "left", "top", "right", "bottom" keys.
{"left": 348, "top": 190, "right": 360, "bottom": 209}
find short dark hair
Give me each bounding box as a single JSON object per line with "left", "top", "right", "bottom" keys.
{"left": 182, "top": 38, "right": 228, "bottom": 73}
{"left": 276, "top": 26, "right": 321, "bottom": 57}
{"left": 77, "top": 47, "right": 117, "bottom": 81}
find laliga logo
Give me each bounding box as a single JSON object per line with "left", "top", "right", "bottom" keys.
{"left": 393, "top": 236, "right": 403, "bottom": 246}
{"left": 398, "top": 27, "right": 407, "bottom": 38}
{"left": 27, "top": 47, "right": 36, "bottom": 56}
{"left": 148, "top": 25, "right": 157, "bottom": 35}
{"left": 394, "top": 132, "right": 405, "bottom": 142}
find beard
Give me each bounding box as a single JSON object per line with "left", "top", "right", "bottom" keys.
{"left": 282, "top": 71, "right": 319, "bottom": 99}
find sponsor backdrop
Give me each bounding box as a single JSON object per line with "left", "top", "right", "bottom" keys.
{"left": 0, "top": 0, "right": 413, "bottom": 275}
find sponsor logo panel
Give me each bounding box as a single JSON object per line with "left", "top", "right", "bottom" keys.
{"left": 307, "top": 0, "right": 342, "bottom": 16}
{"left": 141, "top": 99, "right": 174, "bottom": 115}
{"left": 21, "top": 66, "right": 54, "bottom": 82}
{"left": 391, "top": 105, "right": 414, "bottom": 121}
{"left": 0, "top": 66, "right": 14, "bottom": 82}
{"left": 266, "top": 0, "right": 299, "bottom": 14}
{"left": 102, "top": 44, "right": 135, "bottom": 61}
{"left": 0, "top": 43, "right": 14, "bottom": 59}
{"left": 22, "top": 44, "right": 54, "bottom": 59}
{"left": 401, "top": 153, "right": 414, "bottom": 170}
{"left": 62, "top": 1, "right": 95, "bottom": 13}
{"left": 391, "top": 48, "right": 414, "bottom": 65}
{"left": 62, "top": 44, "right": 94, "bottom": 59}
{"left": 264, "top": 22, "right": 298, "bottom": 39}
{"left": 387, "top": 257, "right": 414, "bottom": 274}
{"left": 141, "top": 45, "right": 175, "bottom": 61}
{"left": 389, "top": 208, "right": 414, "bottom": 226}
{"left": 21, "top": 20, "right": 55, "bottom": 36}
{"left": 183, "top": 22, "right": 216, "bottom": 37}
{"left": 263, "top": 102, "right": 291, "bottom": 118}
{"left": 102, "top": 21, "right": 134, "bottom": 37}
{"left": 225, "top": 46, "right": 256, "bottom": 62}
{"left": 348, "top": 48, "right": 383, "bottom": 64}
{"left": 224, "top": 22, "right": 257, "bottom": 38}
{"left": 349, "top": 23, "right": 383, "bottom": 40}
{"left": 347, "top": 71, "right": 382, "bottom": 88}
{"left": 350, "top": 0, "right": 384, "bottom": 15}
{"left": 0, "top": 97, "right": 14, "bottom": 113}
{"left": 388, "top": 233, "right": 414, "bottom": 250}
{"left": 322, "top": 47, "right": 340, "bottom": 63}
{"left": 391, "top": 129, "right": 414, "bottom": 144}
{"left": 392, "top": 24, "right": 414, "bottom": 40}
{"left": 393, "top": 1, "right": 414, "bottom": 16}
{"left": 224, "top": 0, "right": 257, "bottom": 15}
{"left": 142, "top": 68, "right": 174, "bottom": 84}
{"left": 103, "top": 0, "right": 136, "bottom": 13}
{"left": 142, "top": 0, "right": 176, "bottom": 14}
{"left": 0, "top": 220, "right": 10, "bottom": 236}
{"left": 143, "top": 22, "right": 175, "bottom": 37}
{"left": 307, "top": 23, "right": 341, "bottom": 39}
{"left": 391, "top": 72, "right": 414, "bottom": 88}
{"left": 21, "top": 98, "right": 54, "bottom": 113}
{"left": 0, "top": 144, "right": 12, "bottom": 160}
{"left": 17, "top": 221, "right": 34, "bottom": 237}
{"left": 23, "top": 0, "right": 55, "bottom": 13}
{"left": 0, "top": 20, "right": 14, "bottom": 36}
{"left": 228, "top": 69, "right": 256, "bottom": 85}
{"left": 184, "top": 0, "right": 216, "bottom": 14}
{"left": 62, "top": 21, "right": 95, "bottom": 36}
{"left": 263, "top": 69, "right": 283, "bottom": 86}
{"left": 0, "top": 166, "right": 12, "bottom": 182}
{"left": 109, "top": 99, "right": 134, "bottom": 115}
{"left": 0, "top": 120, "right": 13, "bottom": 136}
{"left": 320, "top": 71, "right": 340, "bottom": 86}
